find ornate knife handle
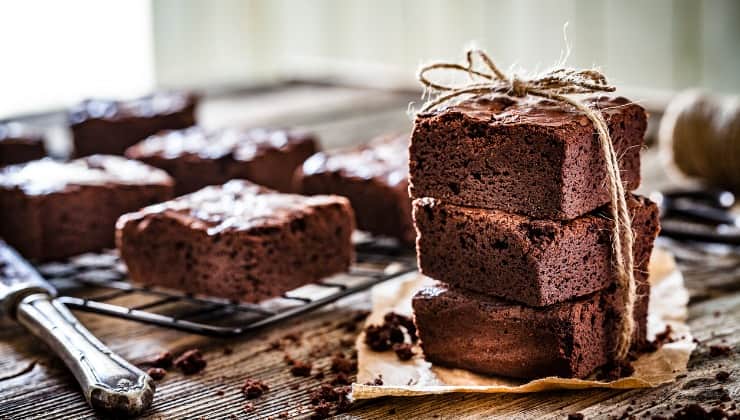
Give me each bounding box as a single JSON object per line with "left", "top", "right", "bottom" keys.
{"left": 15, "top": 293, "right": 155, "bottom": 417}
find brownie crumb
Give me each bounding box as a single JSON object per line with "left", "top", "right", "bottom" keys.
{"left": 331, "top": 372, "right": 351, "bottom": 386}
{"left": 242, "top": 378, "right": 269, "bottom": 399}
{"left": 655, "top": 325, "right": 674, "bottom": 345}
{"left": 269, "top": 340, "right": 282, "bottom": 351}
{"left": 365, "top": 324, "right": 393, "bottom": 351}
{"left": 223, "top": 346, "right": 234, "bottom": 355}
{"left": 597, "top": 359, "right": 635, "bottom": 381}
{"left": 146, "top": 367, "right": 167, "bottom": 380}
{"left": 715, "top": 371, "right": 731, "bottom": 382}
{"left": 384, "top": 312, "right": 418, "bottom": 342}
{"left": 148, "top": 350, "right": 174, "bottom": 369}
{"left": 709, "top": 345, "right": 732, "bottom": 357}
{"left": 393, "top": 343, "right": 415, "bottom": 361}
{"left": 290, "top": 360, "right": 313, "bottom": 377}
{"left": 290, "top": 383, "right": 300, "bottom": 390}
{"left": 309, "top": 384, "right": 351, "bottom": 419}
{"left": 243, "top": 402, "right": 255, "bottom": 413}
{"left": 331, "top": 354, "right": 357, "bottom": 374}
{"left": 215, "top": 389, "right": 225, "bottom": 396}
{"left": 567, "top": 414, "right": 584, "bottom": 420}
{"left": 364, "top": 376, "right": 383, "bottom": 386}
{"left": 314, "top": 371, "right": 326, "bottom": 380}
{"left": 174, "top": 349, "right": 207, "bottom": 375}
{"left": 662, "top": 403, "right": 735, "bottom": 420}
{"left": 353, "top": 310, "right": 371, "bottom": 323}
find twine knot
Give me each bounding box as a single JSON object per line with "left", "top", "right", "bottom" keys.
{"left": 509, "top": 76, "right": 528, "bottom": 97}
{"left": 417, "top": 49, "right": 636, "bottom": 362}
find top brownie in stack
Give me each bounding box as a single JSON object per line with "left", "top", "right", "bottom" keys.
{"left": 0, "top": 123, "right": 46, "bottom": 166}
{"left": 0, "top": 155, "right": 173, "bottom": 261}
{"left": 295, "top": 133, "right": 414, "bottom": 243}
{"left": 409, "top": 96, "right": 646, "bottom": 219}
{"left": 126, "top": 126, "right": 317, "bottom": 195}
{"left": 69, "top": 92, "right": 198, "bottom": 157}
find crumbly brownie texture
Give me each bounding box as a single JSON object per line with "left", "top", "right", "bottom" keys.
{"left": 116, "top": 180, "right": 355, "bottom": 302}
{"left": 295, "top": 133, "right": 414, "bottom": 243}
{"left": 69, "top": 92, "right": 197, "bottom": 157}
{"left": 0, "top": 123, "right": 46, "bottom": 166}
{"left": 414, "top": 194, "right": 660, "bottom": 306}
{"left": 0, "top": 156, "right": 173, "bottom": 261}
{"left": 412, "top": 281, "right": 649, "bottom": 379}
{"left": 126, "top": 126, "right": 316, "bottom": 195}
{"left": 409, "top": 95, "right": 646, "bottom": 220}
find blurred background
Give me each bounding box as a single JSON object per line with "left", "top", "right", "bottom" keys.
{"left": 1, "top": 0, "right": 739, "bottom": 119}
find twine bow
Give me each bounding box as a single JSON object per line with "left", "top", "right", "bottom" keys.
{"left": 418, "top": 49, "right": 636, "bottom": 361}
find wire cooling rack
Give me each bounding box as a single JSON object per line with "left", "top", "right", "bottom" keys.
{"left": 35, "top": 239, "right": 416, "bottom": 337}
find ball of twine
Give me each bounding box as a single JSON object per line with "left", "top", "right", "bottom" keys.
{"left": 660, "top": 90, "right": 740, "bottom": 191}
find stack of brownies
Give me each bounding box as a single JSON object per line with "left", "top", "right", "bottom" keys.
{"left": 409, "top": 95, "right": 661, "bottom": 379}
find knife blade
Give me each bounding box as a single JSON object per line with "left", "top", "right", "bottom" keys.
{"left": 0, "top": 240, "right": 154, "bottom": 417}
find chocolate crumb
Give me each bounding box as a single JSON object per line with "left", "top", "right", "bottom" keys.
{"left": 290, "top": 360, "right": 313, "bottom": 377}
{"left": 709, "top": 345, "right": 732, "bottom": 357}
{"left": 223, "top": 346, "right": 233, "bottom": 355}
{"left": 314, "top": 371, "right": 326, "bottom": 380}
{"left": 174, "top": 349, "right": 207, "bottom": 375}
{"left": 567, "top": 414, "right": 584, "bottom": 420}
{"left": 393, "top": 343, "right": 415, "bottom": 361}
{"left": 278, "top": 412, "right": 288, "bottom": 418}
{"left": 242, "top": 378, "right": 269, "bottom": 399}
{"left": 311, "top": 401, "right": 332, "bottom": 419}
{"left": 269, "top": 340, "right": 282, "bottom": 351}
{"left": 146, "top": 367, "right": 167, "bottom": 380}
{"left": 363, "top": 376, "right": 383, "bottom": 386}
{"left": 148, "top": 351, "right": 174, "bottom": 369}
{"left": 216, "top": 389, "right": 225, "bottom": 396}
{"left": 243, "top": 403, "right": 255, "bottom": 413}
{"left": 716, "top": 371, "right": 730, "bottom": 382}
{"left": 331, "top": 354, "right": 357, "bottom": 374}
{"left": 597, "top": 359, "right": 635, "bottom": 381}
{"left": 713, "top": 311, "right": 721, "bottom": 318}
{"left": 365, "top": 324, "right": 393, "bottom": 351}
{"left": 331, "top": 372, "right": 350, "bottom": 386}
{"left": 290, "top": 383, "right": 300, "bottom": 390}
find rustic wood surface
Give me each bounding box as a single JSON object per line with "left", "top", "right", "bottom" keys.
{"left": 1, "top": 84, "right": 738, "bottom": 419}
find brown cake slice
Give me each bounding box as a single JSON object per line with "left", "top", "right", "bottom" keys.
{"left": 409, "top": 95, "right": 646, "bottom": 219}
{"left": 0, "top": 155, "right": 174, "bottom": 261}
{"left": 0, "top": 122, "right": 46, "bottom": 166}
{"left": 295, "top": 133, "right": 414, "bottom": 243}
{"left": 412, "top": 280, "right": 650, "bottom": 380}
{"left": 116, "top": 179, "right": 355, "bottom": 302}
{"left": 69, "top": 91, "right": 197, "bottom": 157}
{"left": 126, "top": 126, "right": 316, "bottom": 195}
{"left": 414, "top": 194, "right": 660, "bottom": 306}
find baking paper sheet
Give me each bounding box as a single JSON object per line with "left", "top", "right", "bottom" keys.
{"left": 352, "top": 247, "right": 694, "bottom": 399}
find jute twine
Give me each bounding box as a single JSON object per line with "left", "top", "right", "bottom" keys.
{"left": 417, "top": 49, "right": 636, "bottom": 361}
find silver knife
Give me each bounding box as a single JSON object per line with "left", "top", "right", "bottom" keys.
{"left": 0, "top": 240, "right": 154, "bottom": 417}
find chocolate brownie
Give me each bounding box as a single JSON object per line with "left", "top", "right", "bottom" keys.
{"left": 126, "top": 126, "right": 316, "bottom": 195}
{"left": 116, "top": 180, "right": 355, "bottom": 302}
{"left": 414, "top": 194, "right": 659, "bottom": 306}
{"left": 0, "top": 156, "right": 173, "bottom": 261}
{"left": 69, "top": 92, "right": 197, "bottom": 157}
{"left": 412, "top": 281, "right": 649, "bottom": 379}
{"left": 409, "top": 95, "right": 646, "bottom": 219}
{"left": 0, "top": 123, "right": 46, "bottom": 166}
{"left": 295, "top": 133, "right": 414, "bottom": 243}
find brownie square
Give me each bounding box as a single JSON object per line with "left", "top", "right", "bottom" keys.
{"left": 409, "top": 95, "right": 646, "bottom": 219}
{"left": 116, "top": 179, "right": 355, "bottom": 302}
{"left": 412, "top": 281, "right": 649, "bottom": 379}
{"left": 0, "top": 123, "right": 46, "bottom": 166}
{"left": 295, "top": 133, "right": 414, "bottom": 243}
{"left": 414, "top": 194, "right": 659, "bottom": 306}
{"left": 69, "top": 92, "right": 197, "bottom": 157}
{"left": 126, "top": 126, "right": 316, "bottom": 195}
{"left": 0, "top": 156, "right": 174, "bottom": 261}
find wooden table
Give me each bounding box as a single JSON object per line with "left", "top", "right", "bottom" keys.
{"left": 1, "top": 83, "right": 738, "bottom": 419}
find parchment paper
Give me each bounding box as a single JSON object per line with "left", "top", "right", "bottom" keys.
{"left": 352, "top": 247, "right": 694, "bottom": 399}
